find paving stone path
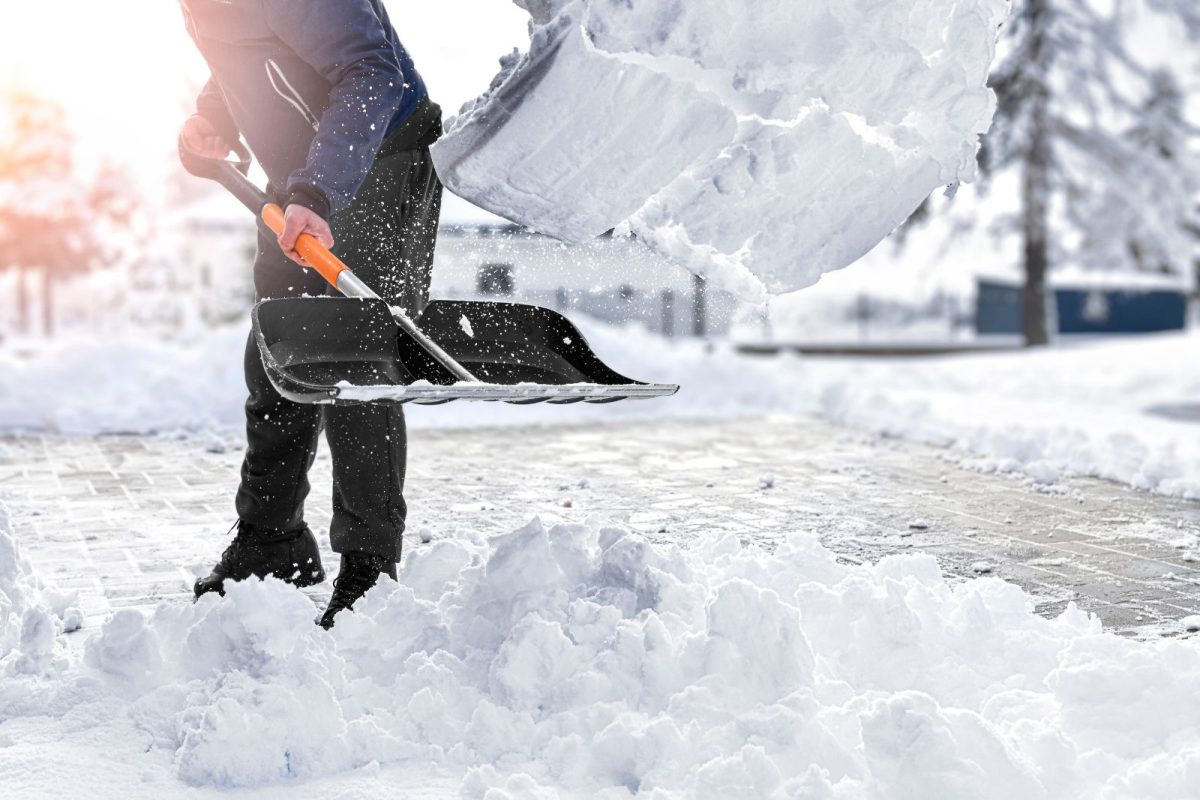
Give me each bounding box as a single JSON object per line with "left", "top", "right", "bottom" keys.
{"left": 2, "top": 414, "right": 1198, "bottom": 638}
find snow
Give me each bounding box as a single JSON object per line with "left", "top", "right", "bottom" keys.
{"left": 3, "top": 320, "right": 1200, "bottom": 500}
{"left": 809, "top": 332, "right": 1200, "bottom": 499}
{"left": 0, "top": 325, "right": 246, "bottom": 435}
{"left": 0, "top": 500, "right": 79, "bottom": 675}
{"left": 3, "top": 515, "right": 1200, "bottom": 797}
{"left": 439, "top": 189, "right": 518, "bottom": 230}
{"left": 6, "top": 2, "right": 1198, "bottom": 792}
{"left": 3, "top": 321, "right": 1198, "bottom": 797}
{"left": 433, "top": 0, "right": 1009, "bottom": 300}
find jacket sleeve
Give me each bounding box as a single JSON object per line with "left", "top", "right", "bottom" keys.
{"left": 195, "top": 77, "right": 241, "bottom": 145}
{"left": 262, "top": 0, "right": 415, "bottom": 218}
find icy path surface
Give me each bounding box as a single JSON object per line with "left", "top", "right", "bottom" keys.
{"left": 433, "top": 0, "right": 1008, "bottom": 298}
{"left": 3, "top": 417, "right": 1200, "bottom": 798}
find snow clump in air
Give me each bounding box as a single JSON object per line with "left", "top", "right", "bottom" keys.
{"left": 434, "top": 0, "right": 1011, "bottom": 299}
{"left": 85, "top": 517, "right": 1200, "bottom": 797}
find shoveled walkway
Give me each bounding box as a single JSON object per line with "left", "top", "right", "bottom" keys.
{"left": 2, "top": 414, "right": 1198, "bottom": 638}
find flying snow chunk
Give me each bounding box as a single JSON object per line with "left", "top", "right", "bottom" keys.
{"left": 433, "top": 0, "right": 1009, "bottom": 300}
{"left": 434, "top": 14, "right": 735, "bottom": 245}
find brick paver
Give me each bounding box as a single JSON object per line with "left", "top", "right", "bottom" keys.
{"left": 2, "top": 414, "right": 1198, "bottom": 637}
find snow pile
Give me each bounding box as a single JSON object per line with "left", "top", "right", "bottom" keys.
{"left": 0, "top": 500, "right": 80, "bottom": 676}
{"left": 87, "top": 518, "right": 1200, "bottom": 797}
{"left": 434, "top": 0, "right": 1009, "bottom": 298}
{"left": 812, "top": 332, "right": 1200, "bottom": 498}
{"left": 0, "top": 323, "right": 246, "bottom": 434}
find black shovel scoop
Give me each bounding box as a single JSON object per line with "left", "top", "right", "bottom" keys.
{"left": 182, "top": 149, "right": 679, "bottom": 406}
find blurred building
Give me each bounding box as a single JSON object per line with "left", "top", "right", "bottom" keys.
{"left": 171, "top": 189, "right": 730, "bottom": 336}
{"left": 432, "top": 193, "right": 734, "bottom": 337}
{"left": 173, "top": 191, "right": 258, "bottom": 324}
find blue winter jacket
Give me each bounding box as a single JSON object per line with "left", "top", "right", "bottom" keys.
{"left": 180, "top": 0, "right": 430, "bottom": 218}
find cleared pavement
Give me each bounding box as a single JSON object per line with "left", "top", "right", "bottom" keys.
{"left": 2, "top": 414, "right": 1198, "bottom": 638}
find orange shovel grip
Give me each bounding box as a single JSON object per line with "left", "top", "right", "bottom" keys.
{"left": 261, "top": 203, "right": 349, "bottom": 289}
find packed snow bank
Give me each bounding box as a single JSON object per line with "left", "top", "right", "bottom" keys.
{"left": 0, "top": 500, "right": 80, "bottom": 675}
{"left": 0, "top": 325, "right": 247, "bottom": 434}
{"left": 81, "top": 518, "right": 1200, "bottom": 797}
{"left": 434, "top": 0, "right": 1008, "bottom": 299}
{"left": 809, "top": 332, "right": 1200, "bottom": 498}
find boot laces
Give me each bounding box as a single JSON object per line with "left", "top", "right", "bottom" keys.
{"left": 216, "top": 522, "right": 293, "bottom": 574}
{"left": 215, "top": 521, "right": 249, "bottom": 570}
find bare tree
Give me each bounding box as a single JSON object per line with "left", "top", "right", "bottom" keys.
{"left": 0, "top": 91, "right": 134, "bottom": 335}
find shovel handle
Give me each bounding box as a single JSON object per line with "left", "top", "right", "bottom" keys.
{"left": 259, "top": 203, "right": 350, "bottom": 290}
{"left": 180, "top": 145, "right": 351, "bottom": 292}
{"left": 260, "top": 206, "right": 478, "bottom": 383}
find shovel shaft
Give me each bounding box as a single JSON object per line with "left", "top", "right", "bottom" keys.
{"left": 335, "top": 271, "right": 481, "bottom": 384}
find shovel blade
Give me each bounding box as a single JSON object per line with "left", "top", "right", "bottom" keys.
{"left": 251, "top": 297, "right": 678, "bottom": 405}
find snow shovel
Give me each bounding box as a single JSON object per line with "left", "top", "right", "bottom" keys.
{"left": 181, "top": 149, "right": 679, "bottom": 405}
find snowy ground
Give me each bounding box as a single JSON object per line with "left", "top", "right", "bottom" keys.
{"left": 805, "top": 331, "right": 1200, "bottom": 500}
{"left": 4, "top": 316, "right": 1200, "bottom": 798}
{"left": 2, "top": 415, "right": 1200, "bottom": 798}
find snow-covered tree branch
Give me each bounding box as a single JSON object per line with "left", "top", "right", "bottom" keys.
{"left": 945, "top": 0, "right": 1199, "bottom": 345}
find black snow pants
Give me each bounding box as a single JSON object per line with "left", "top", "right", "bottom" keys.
{"left": 235, "top": 107, "right": 442, "bottom": 562}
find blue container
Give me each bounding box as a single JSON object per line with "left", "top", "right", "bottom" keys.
{"left": 975, "top": 280, "right": 1188, "bottom": 335}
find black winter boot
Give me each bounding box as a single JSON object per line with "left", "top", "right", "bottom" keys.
{"left": 194, "top": 521, "right": 326, "bottom": 599}
{"left": 318, "top": 552, "right": 398, "bottom": 629}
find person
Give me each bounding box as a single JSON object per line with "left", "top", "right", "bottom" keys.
{"left": 177, "top": 0, "right": 442, "bottom": 628}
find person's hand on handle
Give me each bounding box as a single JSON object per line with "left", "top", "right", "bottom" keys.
{"left": 178, "top": 114, "right": 232, "bottom": 161}
{"left": 278, "top": 204, "right": 335, "bottom": 268}
{"left": 179, "top": 114, "right": 333, "bottom": 268}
